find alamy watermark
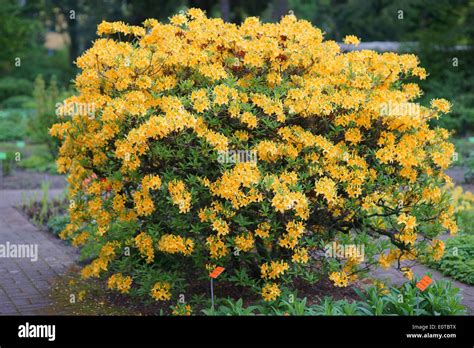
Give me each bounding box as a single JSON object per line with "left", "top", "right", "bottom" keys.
{"left": 380, "top": 101, "right": 420, "bottom": 117}
{"left": 56, "top": 101, "right": 95, "bottom": 119}
{"left": 0, "top": 242, "right": 38, "bottom": 262}
{"left": 217, "top": 150, "right": 257, "bottom": 164}
{"left": 324, "top": 242, "right": 365, "bottom": 262}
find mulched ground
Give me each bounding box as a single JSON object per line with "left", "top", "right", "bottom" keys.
{"left": 46, "top": 265, "right": 362, "bottom": 316}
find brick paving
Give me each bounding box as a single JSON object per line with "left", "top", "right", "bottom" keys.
{"left": 0, "top": 189, "right": 78, "bottom": 315}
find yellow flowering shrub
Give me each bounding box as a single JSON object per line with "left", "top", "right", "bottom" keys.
{"left": 52, "top": 9, "right": 457, "bottom": 304}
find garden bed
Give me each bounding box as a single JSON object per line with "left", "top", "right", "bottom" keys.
{"left": 0, "top": 169, "right": 66, "bottom": 189}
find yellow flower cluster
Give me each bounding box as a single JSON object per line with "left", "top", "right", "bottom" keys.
{"left": 279, "top": 220, "right": 305, "bottom": 249}
{"left": 378, "top": 249, "right": 402, "bottom": 269}
{"left": 168, "top": 180, "right": 192, "bottom": 213}
{"left": 430, "top": 239, "right": 445, "bottom": 261}
{"left": 107, "top": 273, "right": 133, "bottom": 294}
{"left": 430, "top": 99, "right": 451, "bottom": 113}
{"left": 329, "top": 271, "right": 349, "bottom": 287}
{"left": 291, "top": 248, "right": 309, "bottom": 264}
{"left": 191, "top": 89, "right": 210, "bottom": 113}
{"left": 314, "top": 177, "right": 339, "bottom": 205}
{"left": 396, "top": 214, "right": 418, "bottom": 246}
{"left": 449, "top": 186, "right": 474, "bottom": 215}
{"left": 234, "top": 233, "right": 255, "bottom": 252}
{"left": 206, "top": 235, "right": 229, "bottom": 259}
{"left": 260, "top": 260, "right": 289, "bottom": 280}
{"left": 254, "top": 222, "right": 271, "bottom": 239}
{"left": 261, "top": 283, "right": 281, "bottom": 302}
{"left": 266, "top": 172, "right": 310, "bottom": 220}
{"left": 208, "top": 162, "right": 262, "bottom": 209}
{"left": 157, "top": 234, "right": 194, "bottom": 256}
{"left": 151, "top": 282, "right": 171, "bottom": 301}
{"left": 81, "top": 241, "right": 119, "bottom": 279}
{"left": 343, "top": 35, "right": 360, "bottom": 46}
{"left": 135, "top": 232, "right": 155, "bottom": 263}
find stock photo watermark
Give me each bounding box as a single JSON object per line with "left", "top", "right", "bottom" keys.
{"left": 217, "top": 150, "right": 257, "bottom": 164}
{"left": 324, "top": 242, "right": 365, "bottom": 262}
{"left": 0, "top": 242, "right": 38, "bottom": 262}
{"left": 380, "top": 101, "right": 420, "bottom": 117}
{"left": 56, "top": 101, "right": 96, "bottom": 119}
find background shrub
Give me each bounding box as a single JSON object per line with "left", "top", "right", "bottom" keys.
{"left": 0, "top": 77, "right": 33, "bottom": 101}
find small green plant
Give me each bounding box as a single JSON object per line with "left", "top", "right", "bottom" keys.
{"left": 355, "top": 279, "right": 466, "bottom": 315}
{"left": 17, "top": 154, "right": 56, "bottom": 173}
{"left": 202, "top": 298, "right": 259, "bottom": 316}
{"left": 1, "top": 152, "right": 12, "bottom": 176}
{"left": 47, "top": 214, "right": 70, "bottom": 237}
{"left": 271, "top": 295, "right": 314, "bottom": 315}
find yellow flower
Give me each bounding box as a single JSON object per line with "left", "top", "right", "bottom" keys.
{"left": 397, "top": 213, "right": 417, "bottom": 232}
{"left": 191, "top": 89, "right": 210, "bottom": 113}
{"left": 401, "top": 267, "right": 414, "bottom": 281}
{"left": 170, "top": 14, "right": 188, "bottom": 26}
{"left": 206, "top": 235, "right": 229, "bottom": 259}
{"left": 261, "top": 283, "right": 281, "bottom": 301}
{"left": 168, "top": 180, "right": 192, "bottom": 213}
{"left": 234, "top": 233, "right": 254, "bottom": 252}
{"left": 151, "top": 282, "right": 171, "bottom": 301}
{"left": 107, "top": 273, "right": 133, "bottom": 293}
{"left": 260, "top": 260, "right": 289, "bottom": 279}
{"left": 292, "top": 248, "right": 309, "bottom": 264}
{"left": 135, "top": 232, "right": 154, "bottom": 263}
{"left": 314, "top": 177, "right": 338, "bottom": 204}
{"left": 255, "top": 222, "right": 270, "bottom": 239}
{"left": 343, "top": 35, "right": 360, "bottom": 46}
{"left": 430, "top": 98, "right": 451, "bottom": 113}
{"left": 329, "top": 271, "right": 349, "bottom": 287}
{"left": 345, "top": 128, "right": 362, "bottom": 145}
{"left": 157, "top": 234, "right": 194, "bottom": 256}
{"left": 430, "top": 239, "right": 445, "bottom": 261}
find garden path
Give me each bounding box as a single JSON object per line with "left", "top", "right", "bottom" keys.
{"left": 0, "top": 189, "right": 78, "bottom": 314}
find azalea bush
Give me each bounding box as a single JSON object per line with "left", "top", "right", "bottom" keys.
{"left": 51, "top": 9, "right": 458, "bottom": 306}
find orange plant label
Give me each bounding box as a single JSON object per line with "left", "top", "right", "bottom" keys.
{"left": 209, "top": 266, "right": 225, "bottom": 279}
{"left": 416, "top": 275, "right": 433, "bottom": 291}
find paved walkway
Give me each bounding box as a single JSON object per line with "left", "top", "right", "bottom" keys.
{"left": 0, "top": 189, "right": 78, "bottom": 315}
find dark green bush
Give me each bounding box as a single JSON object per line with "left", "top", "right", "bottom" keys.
{"left": 0, "top": 110, "right": 29, "bottom": 141}
{"left": 0, "top": 77, "right": 33, "bottom": 101}
{"left": 17, "top": 154, "right": 55, "bottom": 173}
{"left": 47, "top": 214, "right": 70, "bottom": 237}
{"left": 1, "top": 95, "right": 34, "bottom": 108}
